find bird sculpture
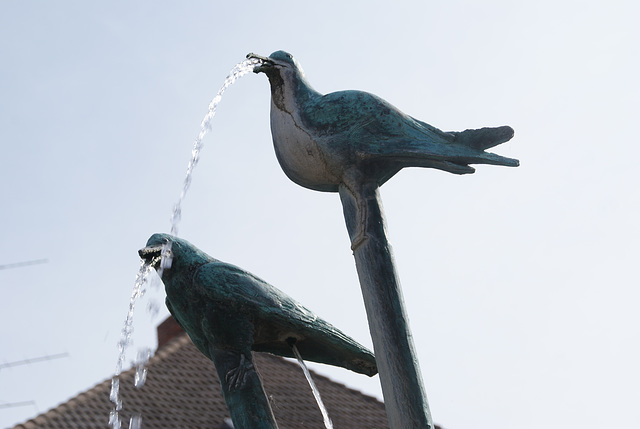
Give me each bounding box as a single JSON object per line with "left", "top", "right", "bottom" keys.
{"left": 139, "top": 233, "right": 377, "bottom": 378}
{"left": 247, "top": 50, "right": 519, "bottom": 248}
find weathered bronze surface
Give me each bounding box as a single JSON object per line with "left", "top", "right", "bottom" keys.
{"left": 249, "top": 50, "right": 519, "bottom": 429}
{"left": 140, "top": 233, "right": 377, "bottom": 428}
{"left": 248, "top": 50, "right": 517, "bottom": 249}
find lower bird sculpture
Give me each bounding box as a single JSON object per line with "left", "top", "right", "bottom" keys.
{"left": 247, "top": 50, "right": 519, "bottom": 248}
{"left": 139, "top": 233, "right": 377, "bottom": 427}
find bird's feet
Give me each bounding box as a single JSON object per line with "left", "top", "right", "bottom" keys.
{"left": 338, "top": 180, "right": 373, "bottom": 252}
{"left": 350, "top": 231, "right": 369, "bottom": 251}
{"left": 225, "top": 354, "right": 255, "bottom": 391}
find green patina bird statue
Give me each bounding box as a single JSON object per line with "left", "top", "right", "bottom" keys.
{"left": 247, "top": 50, "right": 518, "bottom": 248}
{"left": 139, "top": 233, "right": 377, "bottom": 378}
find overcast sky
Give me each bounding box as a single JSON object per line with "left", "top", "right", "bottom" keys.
{"left": 1, "top": 1, "right": 639, "bottom": 428}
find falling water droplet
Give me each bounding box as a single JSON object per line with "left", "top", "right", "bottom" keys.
{"left": 109, "top": 378, "right": 119, "bottom": 402}
{"left": 134, "top": 348, "right": 151, "bottom": 388}
{"left": 109, "top": 377, "right": 123, "bottom": 410}
{"left": 109, "top": 410, "right": 121, "bottom": 429}
{"left": 134, "top": 366, "right": 148, "bottom": 389}
{"left": 130, "top": 414, "right": 143, "bottom": 429}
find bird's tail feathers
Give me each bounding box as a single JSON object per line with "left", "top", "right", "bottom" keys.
{"left": 451, "top": 126, "right": 514, "bottom": 150}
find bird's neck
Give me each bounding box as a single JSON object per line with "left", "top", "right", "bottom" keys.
{"left": 268, "top": 71, "right": 319, "bottom": 114}
{"left": 160, "top": 262, "right": 206, "bottom": 296}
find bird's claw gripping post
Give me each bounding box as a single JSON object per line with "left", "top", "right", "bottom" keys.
{"left": 225, "top": 354, "right": 255, "bottom": 391}
{"left": 339, "top": 181, "right": 373, "bottom": 252}
{"left": 209, "top": 347, "right": 279, "bottom": 429}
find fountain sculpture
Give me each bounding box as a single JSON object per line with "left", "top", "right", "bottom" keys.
{"left": 139, "top": 233, "right": 377, "bottom": 428}
{"left": 135, "top": 50, "right": 518, "bottom": 429}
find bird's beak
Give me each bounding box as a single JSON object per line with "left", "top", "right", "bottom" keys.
{"left": 246, "top": 53, "right": 274, "bottom": 74}
{"left": 138, "top": 244, "right": 164, "bottom": 266}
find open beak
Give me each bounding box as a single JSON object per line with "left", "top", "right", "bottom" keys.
{"left": 138, "top": 244, "right": 164, "bottom": 266}
{"left": 246, "top": 52, "right": 274, "bottom": 73}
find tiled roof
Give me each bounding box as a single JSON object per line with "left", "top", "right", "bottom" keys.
{"left": 13, "top": 320, "right": 390, "bottom": 428}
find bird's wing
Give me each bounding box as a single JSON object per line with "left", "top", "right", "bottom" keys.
{"left": 304, "top": 90, "right": 517, "bottom": 172}
{"left": 193, "top": 262, "right": 377, "bottom": 376}
{"left": 193, "top": 261, "right": 293, "bottom": 314}
{"left": 303, "top": 90, "right": 454, "bottom": 150}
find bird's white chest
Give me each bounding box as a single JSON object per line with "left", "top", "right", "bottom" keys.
{"left": 269, "top": 101, "right": 341, "bottom": 192}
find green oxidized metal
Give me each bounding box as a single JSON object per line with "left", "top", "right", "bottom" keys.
{"left": 248, "top": 50, "right": 519, "bottom": 429}
{"left": 140, "top": 233, "right": 377, "bottom": 429}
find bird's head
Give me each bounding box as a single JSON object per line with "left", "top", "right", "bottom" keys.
{"left": 246, "top": 51, "right": 316, "bottom": 111}
{"left": 138, "top": 233, "right": 211, "bottom": 284}
{"left": 247, "top": 50, "right": 301, "bottom": 76}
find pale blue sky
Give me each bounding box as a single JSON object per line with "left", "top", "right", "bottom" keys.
{"left": 1, "top": 1, "right": 639, "bottom": 428}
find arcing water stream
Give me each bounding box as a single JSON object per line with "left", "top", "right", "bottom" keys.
{"left": 108, "top": 57, "right": 262, "bottom": 429}
{"left": 292, "top": 344, "right": 334, "bottom": 429}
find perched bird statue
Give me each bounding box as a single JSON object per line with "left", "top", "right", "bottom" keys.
{"left": 139, "top": 233, "right": 377, "bottom": 428}
{"left": 247, "top": 50, "right": 518, "bottom": 248}
{"left": 246, "top": 50, "right": 519, "bottom": 428}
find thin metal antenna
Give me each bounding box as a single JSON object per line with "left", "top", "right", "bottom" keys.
{"left": 0, "top": 353, "right": 69, "bottom": 371}
{"left": 0, "top": 400, "right": 37, "bottom": 410}
{"left": 0, "top": 259, "right": 48, "bottom": 270}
